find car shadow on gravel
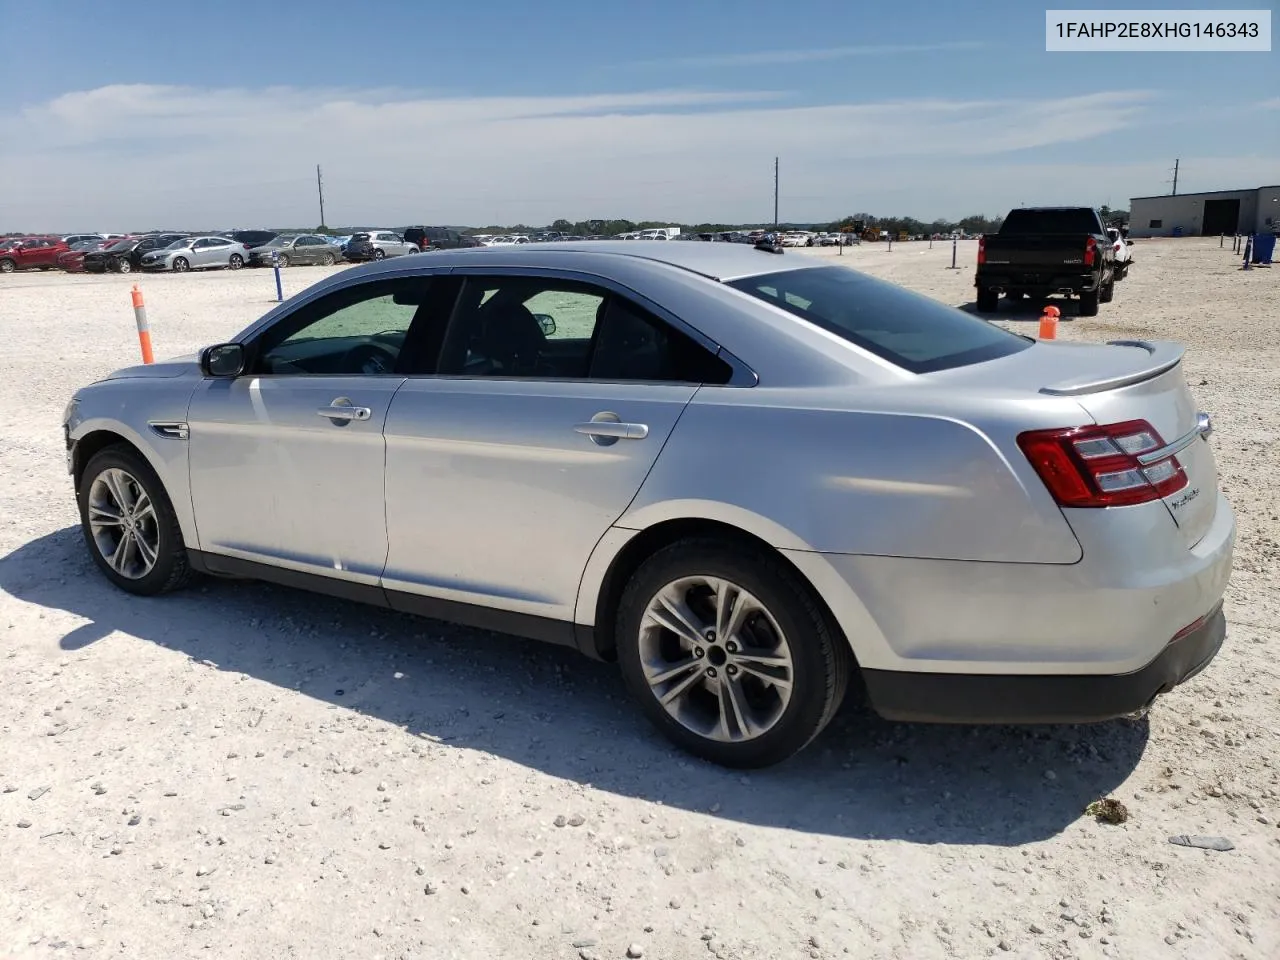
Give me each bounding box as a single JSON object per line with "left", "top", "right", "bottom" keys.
{"left": 2, "top": 526, "right": 1148, "bottom": 846}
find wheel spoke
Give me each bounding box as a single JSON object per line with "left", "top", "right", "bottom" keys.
{"left": 645, "top": 657, "right": 700, "bottom": 687}
{"left": 736, "top": 661, "right": 793, "bottom": 691}
{"left": 108, "top": 532, "right": 132, "bottom": 574}
{"left": 132, "top": 490, "right": 153, "bottom": 522}
{"left": 88, "top": 503, "right": 124, "bottom": 527}
{"left": 646, "top": 590, "right": 708, "bottom": 648}
{"left": 103, "top": 469, "right": 135, "bottom": 513}
{"left": 658, "top": 666, "right": 705, "bottom": 706}
{"left": 718, "top": 677, "right": 753, "bottom": 741}
{"left": 133, "top": 530, "right": 158, "bottom": 569}
{"left": 715, "top": 580, "right": 754, "bottom": 644}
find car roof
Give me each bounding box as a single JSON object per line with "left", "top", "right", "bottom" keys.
{"left": 368, "top": 240, "right": 824, "bottom": 282}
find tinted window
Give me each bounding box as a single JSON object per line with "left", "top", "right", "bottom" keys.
{"left": 255, "top": 277, "right": 432, "bottom": 376}
{"left": 438, "top": 276, "right": 731, "bottom": 383}
{"left": 728, "top": 265, "right": 1030, "bottom": 374}
{"left": 998, "top": 209, "right": 1102, "bottom": 235}
{"left": 351, "top": 233, "right": 372, "bottom": 242}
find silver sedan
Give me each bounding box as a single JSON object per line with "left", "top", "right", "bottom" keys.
{"left": 139, "top": 236, "right": 250, "bottom": 272}
{"left": 63, "top": 242, "right": 1234, "bottom": 767}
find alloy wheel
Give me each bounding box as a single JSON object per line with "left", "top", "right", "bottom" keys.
{"left": 87, "top": 468, "right": 160, "bottom": 580}
{"left": 638, "top": 576, "right": 794, "bottom": 743}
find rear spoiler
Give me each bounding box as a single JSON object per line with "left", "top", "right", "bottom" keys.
{"left": 1039, "top": 340, "right": 1185, "bottom": 396}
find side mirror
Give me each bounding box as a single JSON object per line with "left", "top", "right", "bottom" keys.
{"left": 201, "top": 343, "right": 246, "bottom": 378}
{"left": 533, "top": 313, "right": 556, "bottom": 336}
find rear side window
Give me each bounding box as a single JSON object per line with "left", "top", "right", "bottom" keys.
{"left": 728, "top": 266, "right": 1030, "bottom": 373}
{"left": 999, "top": 209, "right": 1101, "bottom": 234}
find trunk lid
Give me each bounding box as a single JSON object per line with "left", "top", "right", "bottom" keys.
{"left": 981, "top": 234, "right": 1093, "bottom": 269}
{"left": 934, "top": 338, "right": 1219, "bottom": 547}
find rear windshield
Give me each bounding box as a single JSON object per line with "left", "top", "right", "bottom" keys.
{"left": 351, "top": 232, "right": 372, "bottom": 241}
{"left": 998, "top": 209, "right": 1101, "bottom": 235}
{"left": 727, "top": 265, "right": 1030, "bottom": 373}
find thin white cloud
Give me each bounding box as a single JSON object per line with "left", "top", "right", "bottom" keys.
{"left": 649, "top": 41, "right": 987, "bottom": 67}
{"left": 2, "top": 83, "right": 1161, "bottom": 230}
{"left": 1256, "top": 97, "right": 1280, "bottom": 110}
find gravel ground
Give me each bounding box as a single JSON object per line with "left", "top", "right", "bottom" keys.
{"left": 1, "top": 241, "right": 1277, "bottom": 960}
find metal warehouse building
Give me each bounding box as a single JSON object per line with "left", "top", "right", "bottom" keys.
{"left": 1129, "top": 185, "right": 1280, "bottom": 238}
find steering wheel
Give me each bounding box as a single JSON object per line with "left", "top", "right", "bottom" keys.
{"left": 343, "top": 342, "right": 398, "bottom": 375}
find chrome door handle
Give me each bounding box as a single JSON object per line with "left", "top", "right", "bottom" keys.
{"left": 574, "top": 421, "right": 648, "bottom": 440}
{"left": 317, "top": 397, "right": 371, "bottom": 422}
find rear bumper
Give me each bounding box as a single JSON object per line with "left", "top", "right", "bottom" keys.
{"left": 976, "top": 270, "right": 1100, "bottom": 293}
{"left": 862, "top": 602, "right": 1225, "bottom": 723}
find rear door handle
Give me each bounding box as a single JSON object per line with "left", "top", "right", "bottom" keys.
{"left": 574, "top": 421, "right": 648, "bottom": 440}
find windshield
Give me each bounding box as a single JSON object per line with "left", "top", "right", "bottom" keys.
{"left": 727, "top": 265, "right": 1031, "bottom": 373}
{"left": 105, "top": 239, "right": 134, "bottom": 252}
{"left": 164, "top": 239, "right": 192, "bottom": 250}
{"left": 267, "top": 237, "right": 295, "bottom": 247}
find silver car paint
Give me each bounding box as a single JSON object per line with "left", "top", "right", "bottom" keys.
{"left": 65, "top": 243, "right": 1235, "bottom": 681}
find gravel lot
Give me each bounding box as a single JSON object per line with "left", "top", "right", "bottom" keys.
{"left": 2, "top": 240, "right": 1277, "bottom": 959}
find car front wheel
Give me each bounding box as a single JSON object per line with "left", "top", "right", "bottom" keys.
{"left": 78, "top": 445, "right": 193, "bottom": 596}
{"left": 172, "top": 257, "right": 189, "bottom": 272}
{"left": 228, "top": 254, "right": 243, "bottom": 270}
{"left": 616, "top": 538, "right": 851, "bottom": 768}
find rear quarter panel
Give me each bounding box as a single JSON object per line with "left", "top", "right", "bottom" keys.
{"left": 620, "top": 386, "right": 1086, "bottom": 564}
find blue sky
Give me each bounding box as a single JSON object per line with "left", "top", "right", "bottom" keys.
{"left": 1, "top": 0, "right": 1275, "bottom": 229}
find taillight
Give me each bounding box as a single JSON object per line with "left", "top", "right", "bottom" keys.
{"left": 1084, "top": 236, "right": 1097, "bottom": 266}
{"left": 977, "top": 236, "right": 986, "bottom": 264}
{"left": 1017, "top": 419, "right": 1187, "bottom": 507}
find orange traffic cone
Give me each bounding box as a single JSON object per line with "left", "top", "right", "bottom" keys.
{"left": 1039, "top": 304, "right": 1060, "bottom": 340}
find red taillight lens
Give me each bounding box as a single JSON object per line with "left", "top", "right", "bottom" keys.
{"left": 1084, "top": 236, "right": 1097, "bottom": 266}
{"left": 977, "top": 236, "right": 986, "bottom": 264}
{"left": 1017, "top": 419, "right": 1187, "bottom": 507}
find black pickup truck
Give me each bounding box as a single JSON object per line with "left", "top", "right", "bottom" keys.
{"left": 974, "top": 206, "right": 1115, "bottom": 316}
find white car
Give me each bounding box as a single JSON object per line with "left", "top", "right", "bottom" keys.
{"left": 1108, "top": 228, "right": 1133, "bottom": 279}
{"left": 780, "top": 232, "right": 814, "bottom": 248}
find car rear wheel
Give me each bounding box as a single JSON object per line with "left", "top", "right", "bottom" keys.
{"left": 0, "top": 259, "right": 15, "bottom": 273}
{"left": 172, "top": 257, "right": 189, "bottom": 273}
{"left": 321, "top": 252, "right": 336, "bottom": 266}
{"left": 228, "top": 254, "right": 243, "bottom": 270}
{"left": 975, "top": 288, "right": 1000, "bottom": 312}
{"left": 1099, "top": 276, "right": 1115, "bottom": 304}
{"left": 372, "top": 248, "right": 385, "bottom": 261}
{"left": 1078, "top": 289, "right": 1100, "bottom": 316}
{"left": 616, "top": 538, "right": 851, "bottom": 768}
{"left": 78, "top": 445, "right": 193, "bottom": 596}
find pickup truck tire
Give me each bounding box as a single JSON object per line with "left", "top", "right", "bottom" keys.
{"left": 976, "top": 288, "right": 1000, "bottom": 313}
{"left": 1099, "top": 276, "right": 1115, "bottom": 304}
{"left": 1078, "top": 290, "right": 1100, "bottom": 317}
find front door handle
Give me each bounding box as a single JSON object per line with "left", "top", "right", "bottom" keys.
{"left": 317, "top": 397, "right": 371, "bottom": 423}
{"left": 574, "top": 419, "right": 649, "bottom": 444}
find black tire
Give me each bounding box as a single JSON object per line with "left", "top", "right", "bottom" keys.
{"left": 1099, "top": 276, "right": 1115, "bottom": 304}
{"left": 276, "top": 254, "right": 289, "bottom": 268}
{"left": 0, "top": 259, "right": 15, "bottom": 274}
{"left": 372, "top": 248, "right": 386, "bottom": 260}
{"left": 1078, "top": 290, "right": 1100, "bottom": 316}
{"left": 78, "top": 444, "right": 193, "bottom": 597}
{"left": 975, "top": 288, "right": 1000, "bottom": 312}
{"left": 172, "top": 257, "right": 190, "bottom": 273}
{"left": 228, "top": 254, "right": 243, "bottom": 270}
{"left": 115, "top": 258, "right": 132, "bottom": 274}
{"left": 321, "top": 252, "right": 336, "bottom": 266}
{"left": 616, "top": 538, "right": 852, "bottom": 768}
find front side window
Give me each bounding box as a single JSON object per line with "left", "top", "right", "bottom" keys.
{"left": 728, "top": 265, "right": 1030, "bottom": 373}
{"left": 254, "top": 277, "right": 432, "bottom": 376}
{"left": 437, "top": 276, "right": 732, "bottom": 383}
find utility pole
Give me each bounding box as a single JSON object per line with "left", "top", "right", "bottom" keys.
{"left": 316, "top": 164, "right": 327, "bottom": 228}
{"left": 1171, "top": 158, "right": 1179, "bottom": 197}
{"left": 773, "top": 157, "right": 779, "bottom": 228}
